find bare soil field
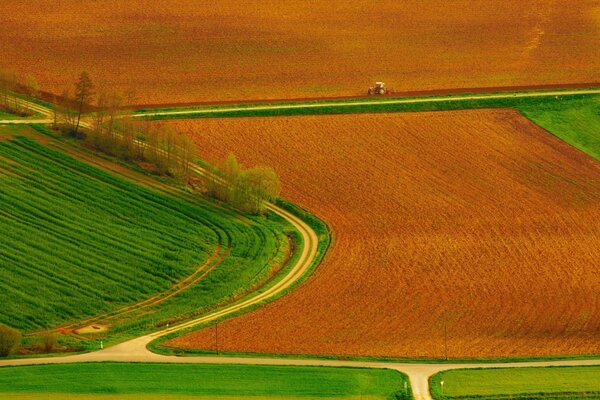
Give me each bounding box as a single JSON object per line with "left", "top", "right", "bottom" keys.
{"left": 165, "top": 110, "right": 600, "bottom": 358}
{"left": 2, "top": 1, "right": 599, "bottom": 104}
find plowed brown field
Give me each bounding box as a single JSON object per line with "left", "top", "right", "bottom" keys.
{"left": 165, "top": 110, "right": 600, "bottom": 358}
{"left": 2, "top": 1, "right": 599, "bottom": 104}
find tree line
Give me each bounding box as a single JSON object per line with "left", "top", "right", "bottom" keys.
{"left": 5, "top": 69, "right": 280, "bottom": 215}
{"left": 53, "top": 72, "right": 196, "bottom": 182}
{"left": 0, "top": 69, "right": 39, "bottom": 116}
{"left": 206, "top": 153, "right": 280, "bottom": 215}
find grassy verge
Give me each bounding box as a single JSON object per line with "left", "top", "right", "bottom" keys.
{"left": 430, "top": 366, "right": 600, "bottom": 399}
{"left": 0, "top": 362, "right": 411, "bottom": 400}
{"left": 149, "top": 198, "right": 332, "bottom": 355}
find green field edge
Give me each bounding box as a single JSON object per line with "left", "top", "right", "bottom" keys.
{"left": 0, "top": 361, "right": 412, "bottom": 400}
{"left": 429, "top": 365, "right": 600, "bottom": 400}
{"left": 149, "top": 198, "right": 333, "bottom": 354}
{"left": 129, "top": 88, "right": 599, "bottom": 120}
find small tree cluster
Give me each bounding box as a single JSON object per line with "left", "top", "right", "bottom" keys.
{"left": 104, "top": 120, "right": 196, "bottom": 180}
{"left": 37, "top": 330, "right": 58, "bottom": 353}
{"left": 0, "top": 69, "right": 37, "bottom": 116}
{"left": 55, "top": 72, "right": 195, "bottom": 181}
{"left": 0, "top": 324, "right": 21, "bottom": 357}
{"left": 143, "top": 123, "right": 196, "bottom": 180}
{"left": 54, "top": 71, "right": 94, "bottom": 138}
{"left": 207, "top": 154, "right": 280, "bottom": 214}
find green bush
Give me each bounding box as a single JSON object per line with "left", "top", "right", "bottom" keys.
{"left": 37, "top": 331, "right": 58, "bottom": 353}
{"left": 0, "top": 324, "right": 21, "bottom": 356}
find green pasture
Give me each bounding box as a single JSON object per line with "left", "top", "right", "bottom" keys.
{"left": 0, "top": 363, "right": 411, "bottom": 400}
{"left": 430, "top": 366, "right": 600, "bottom": 399}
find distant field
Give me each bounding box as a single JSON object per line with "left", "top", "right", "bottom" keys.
{"left": 0, "top": 126, "right": 289, "bottom": 334}
{"left": 0, "top": 363, "right": 409, "bottom": 399}
{"left": 430, "top": 366, "right": 600, "bottom": 399}
{"left": 1, "top": 1, "right": 598, "bottom": 104}
{"left": 164, "top": 109, "right": 600, "bottom": 358}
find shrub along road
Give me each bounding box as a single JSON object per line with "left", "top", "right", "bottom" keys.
{"left": 1, "top": 90, "right": 600, "bottom": 400}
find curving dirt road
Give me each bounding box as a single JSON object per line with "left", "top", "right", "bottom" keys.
{"left": 1, "top": 90, "right": 600, "bottom": 400}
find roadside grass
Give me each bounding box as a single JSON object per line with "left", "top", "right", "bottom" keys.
{"left": 0, "top": 362, "right": 411, "bottom": 400}
{"left": 0, "top": 127, "right": 291, "bottom": 341}
{"left": 131, "top": 89, "right": 599, "bottom": 120}
{"left": 430, "top": 366, "right": 600, "bottom": 399}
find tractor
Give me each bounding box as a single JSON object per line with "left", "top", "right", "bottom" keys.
{"left": 368, "top": 82, "right": 387, "bottom": 95}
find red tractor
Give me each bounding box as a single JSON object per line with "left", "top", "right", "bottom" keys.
{"left": 368, "top": 82, "right": 388, "bottom": 95}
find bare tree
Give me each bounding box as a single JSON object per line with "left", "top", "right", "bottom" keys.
{"left": 0, "top": 69, "right": 22, "bottom": 115}
{"left": 52, "top": 94, "right": 59, "bottom": 128}
{"left": 24, "top": 74, "right": 39, "bottom": 98}
{"left": 93, "top": 90, "right": 108, "bottom": 134}
{"left": 0, "top": 69, "right": 10, "bottom": 107}
{"left": 59, "top": 89, "right": 77, "bottom": 132}
{"left": 74, "top": 71, "right": 94, "bottom": 135}
{"left": 106, "top": 91, "right": 122, "bottom": 144}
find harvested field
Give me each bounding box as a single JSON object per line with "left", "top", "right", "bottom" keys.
{"left": 165, "top": 109, "right": 600, "bottom": 358}
{"left": 1, "top": 1, "right": 599, "bottom": 104}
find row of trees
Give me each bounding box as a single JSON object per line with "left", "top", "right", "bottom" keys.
{"left": 54, "top": 72, "right": 196, "bottom": 181}
{"left": 0, "top": 69, "right": 38, "bottom": 116}
{"left": 41, "top": 71, "right": 279, "bottom": 214}
{"left": 206, "top": 154, "right": 281, "bottom": 214}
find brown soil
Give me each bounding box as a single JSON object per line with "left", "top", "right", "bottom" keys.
{"left": 1, "top": 1, "right": 598, "bottom": 104}
{"left": 165, "top": 110, "right": 600, "bottom": 358}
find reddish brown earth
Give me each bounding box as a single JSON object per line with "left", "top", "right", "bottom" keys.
{"left": 1, "top": 1, "right": 599, "bottom": 104}
{"left": 164, "top": 110, "right": 600, "bottom": 358}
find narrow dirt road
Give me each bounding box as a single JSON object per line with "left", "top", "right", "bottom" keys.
{"left": 1, "top": 90, "right": 600, "bottom": 400}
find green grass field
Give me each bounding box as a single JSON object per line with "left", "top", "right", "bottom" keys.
{"left": 430, "top": 366, "right": 600, "bottom": 399}
{"left": 520, "top": 97, "right": 600, "bottom": 162}
{"left": 0, "top": 126, "right": 291, "bottom": 335}
{"left": 0, "top": 363, "right": 410, "bottom": 399}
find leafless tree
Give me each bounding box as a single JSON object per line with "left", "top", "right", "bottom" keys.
{"left": 74, "top": 71, "right": 94, "bottom": 135}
